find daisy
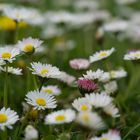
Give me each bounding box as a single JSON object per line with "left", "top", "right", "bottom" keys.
{"left": 124, "top": 50, "right": 140, "bottom": 60}
{"left": 69, "top": 58, "right": 90, "bottom": 70}
{"left": 25, "top": 90, "right": 57, "bottom": 110}
{"left": 17, "top": 37, "right": 43, "bottom": 53}
{"left": 85, "top": 92, "right": 112, "bottom": 108}
{"left": 91, "top": 129, "right": 121, "bottom": 140}
{"left": 89, "top": 48, "right": 115, "bottom": 63}
{"left": 0, "top": 66, "right": 22, "bottom": 75}
{"left": 0, "top": 107, "right": 19, "bottom": 130}
{"left": 30, "top": 62, "right": 61, "bottom": 78}
{"left": 0, "top": 46, "right": 20, "bottom": 63}
{"left": 45, "top": 109, "right": 76, "bottom": 124}
{"left": 72, "top": 97, "right": 92, "bottom": 112}
{"left": 76, "top": 112, "right": 105, "bottom": 130}
{"left": 41, "top": 85, "right": 61, "bottom": 96}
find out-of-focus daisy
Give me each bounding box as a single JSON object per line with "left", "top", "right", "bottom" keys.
{"left": 41, "top": 85, "right": 61, "bottom": 96}
{"left": 124, "top": 50, "right": 140, "bottom": 60}
{"left": 0, "top": 47, "right": 20, "bottom": 63}
{"left": 76, "top": 112, "right": 105, "bottom": 130}
{"left": 24, "top": 125, "right": 38, "bottom": 140}
{"left": 89, "top": 48, "right": 115, "bottom": 63}
{"left": 110, "top": 68, "right": 127, "bottom": 79}
{"left": 72, "top": 97, "right": 92, "bottom": 112}
{"left": 0, "top": 66, "right": 22, "bottom": 75}
{"left": 45, "top": 109, "right": 76, "bottom": 124}
{"left": 17, "top": 37, "right": 43, "bottom": 54}
{"left": 30, "top": 62, "right": 61, "bottom": 78}
{"left": 25, "top": 90, "right": 57, "bottom": 110}
{"left": 85, "top": 92, "right": 112, "bottom": 108}
{"left": 91, "top": 129, "right": 121, "bottom": 140}
{"left": 69, "top": 58, "right": 90, "bottom": 70}
{"left": 116, "top": 0, "right": 137, "bottom": 5}
{"left": 103, "top": 104, "right": 120, "bottom": 118}
{"left": 0, "top": 107, "right": 19, "bottom": 130}
{"left": 104, "top": 81, "right": 118, "bottom": 94}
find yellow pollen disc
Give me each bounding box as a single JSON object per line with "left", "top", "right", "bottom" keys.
{"left": 133, "top": 53, "right": 140, "bottom": 57}
{"left": 82, "top": 114, "right": 89, "bottom": 122}
{"left": 40, "top": 69, "right": 49, "bottom": 75}
{"left": 43, "top": 89, "right": 53, "bottom": 94}
{"left": 100, "top": 138, "right": 108, "bottom": 140}
{"left": 23, "top": 44, "right": 34, "bottom": 53}
{"left": 110, "top": 71, "right": 116, "bottom": 77}
{"left": 81, "top": 105, "right": 88, "bottom": 111}
{"left": 36, "top": 98, "right": 46, "bottom": 106}
{"left": 0, "top": 113, "right": 8, "bottom": 123}
{"left": 99, "top": 52, "right": 108, "bottom": 58}
{"left": 55, "top": 115, "right": 66, "bottom": 121}
{"left": 1, "top": 52, "right": 12, "bottom": 59}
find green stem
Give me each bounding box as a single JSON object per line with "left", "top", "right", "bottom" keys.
{"left": 4, "top": 63, "right": 8, "bottom": 107}
{"left": 14, "top": 21, "right": 19, "bottom": 43}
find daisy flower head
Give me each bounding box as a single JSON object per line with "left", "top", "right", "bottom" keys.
{"left": 0, "top": 46, "right": 20, "bottom": 63}
{"left": 17, "top": 37, "right": 43, "bottom": 54}
{"left": 30, "top": 62, "right": 61, "bottom": 78}
{"left": 72, "top": 97, "right": 92, "bottom": 112}
{"left": 85, "top": 92, "right": 112, "bottom": 108}
{"left": 41, "top": 85, "right": 61, "bottom": 96}
{"left": 91, "top": 129, "right": 121, "bottom": 140}
{"left": 0, "top": 66, "right": 22, "bottom": 75}
{"left": 124, "top": 50, "right": 140, "bottom": 60}
{"left": 89, "top": 48, "right": 115, "bottom": 63}
{"left": 25, "top": 90, "right": 57, "bottom": 110}
{"left": 69, "top": 58, "right": 90, "bottom": 70}
{"left": 45, "top": 109, "right": 76, "bottom": 124}
{"left": 0, "top": 107, "right": 19, "bottom": 130}
{"left": 77, "top": 112, "right": 105, "bottom": 130}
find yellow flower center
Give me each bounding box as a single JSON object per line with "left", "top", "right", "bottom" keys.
{"left": 99, "top": 52, "right": 108, "bottom": 58}
{"left": 82, "top": 114, "right": 89, "bottom": 122}
{"left": 36, "top": 98, "right": 46, "bottom": 106}
{"left": 23, "top": 44, "right": 34, "bottom": 53}
{"left": 81, "top": 105, "right": 88, "bottom": 111}
{"left": 0, "top": 113, "right": 8, "bottom": 123}
{"left": 100, "top": 138, "right": 108, "bottom": 140}
{"left": 40, "top": 69, "right": 49, "bottom": 75}
{"left": 133, "top": 53, "right": 140, "bottom": 57}
{"left": 43, "top": 89, "right": 53, "bottom": 94}
{"left": 55, "top": 115, "right": 66, "bottom": 121}
{"left": 1, "top": 52, "right": 12, "bottom": 59}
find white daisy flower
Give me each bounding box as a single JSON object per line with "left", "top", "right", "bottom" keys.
{"left": 41, "top": 85, "right": 61, "bottom": 96}
{"left": 110, "top": 68, "right": 127, "bottom": 79}
{"left": 25, "top": 90, "right": 57, "bottom": 110}
{"left": 91, "top": 129, "right": 121, "bottom": 140}
{"left": 85, "top": 92, "right": 112, "bottom": 108}
{"left": 72, "top": 97, "right": 92, "bottom": 112}
{"left": 103, "top": 104, "right": 120, "bottom": 118}
{"left": 124, "top": 50, "right": 140, "bottom": 60}
{"left": 104, "top": 81, "right": 118, "bottom": 94}
{"left": 0, "top": 47, "right": 20, "bottom": 63}
{"left": 0, "top": 107, "right": 19, "bottom": 130}
{"left": 89, "top": 48, "right": 115, "bottom": 63}
{"left": 0, "top": 66, "right": 22, "bottom": 75}
{"left": 30, "top": 62, "right": 61, "bottom": 78}
{"left": 76, "top": 112, "right": 105, "bottom": 130}
{"left": 45, "top": 109, "right": 76, "bottom": 124}
{"left": 17, "top": 37, "right": 43, "bottom": 53}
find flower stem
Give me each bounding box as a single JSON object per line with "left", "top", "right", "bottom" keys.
{"left": 4, "top": 63, "right": 8, "bottom": 107}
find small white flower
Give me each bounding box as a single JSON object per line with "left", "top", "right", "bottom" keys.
{"left": 72, "top": 97, "right": 92, "bottom": 112}
{"left": 103, "top": 104, "right": 120, "bottom": 118}
{"left": 0, "top": 66, "right": 22, "bottom": 75}
{"left": 25, "top": 90, "right": 57, "bottom": 110}
{"left": 89, "top": 48, "right": 115, "bottom": 63}
{"left": 104, "top": 81, "right": 118, "bottom": 94}
{"left": 77, "top": 112, "right": 105, "bottom": 130}
{"left": 24, "top": 125, "right": 38, "bottom": 140}
{"left": 41, "top": 85, "right": 61, "bottom": 96}
{"left": 30, "top": 62, "right": 61, "bottom": 78}
{"left": 91, "top": 129, "right": 121, "bottom": 140}
{"left": 0, "top": 107, "right": 19, "bottom": 130}
{"left": 17, "top": 37, "right": 43, "bottom": 53}
{"left": 124, "top": 50, "right": 140, "bottom": 60}
{"left": 45, "top": 109, "right": 76, "bottom": 124}
{"left": 85, "top": 92, "right": 112, "bottom": 108}
{"left": 0, "top": 47, "right": 20, "bottom": 63}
